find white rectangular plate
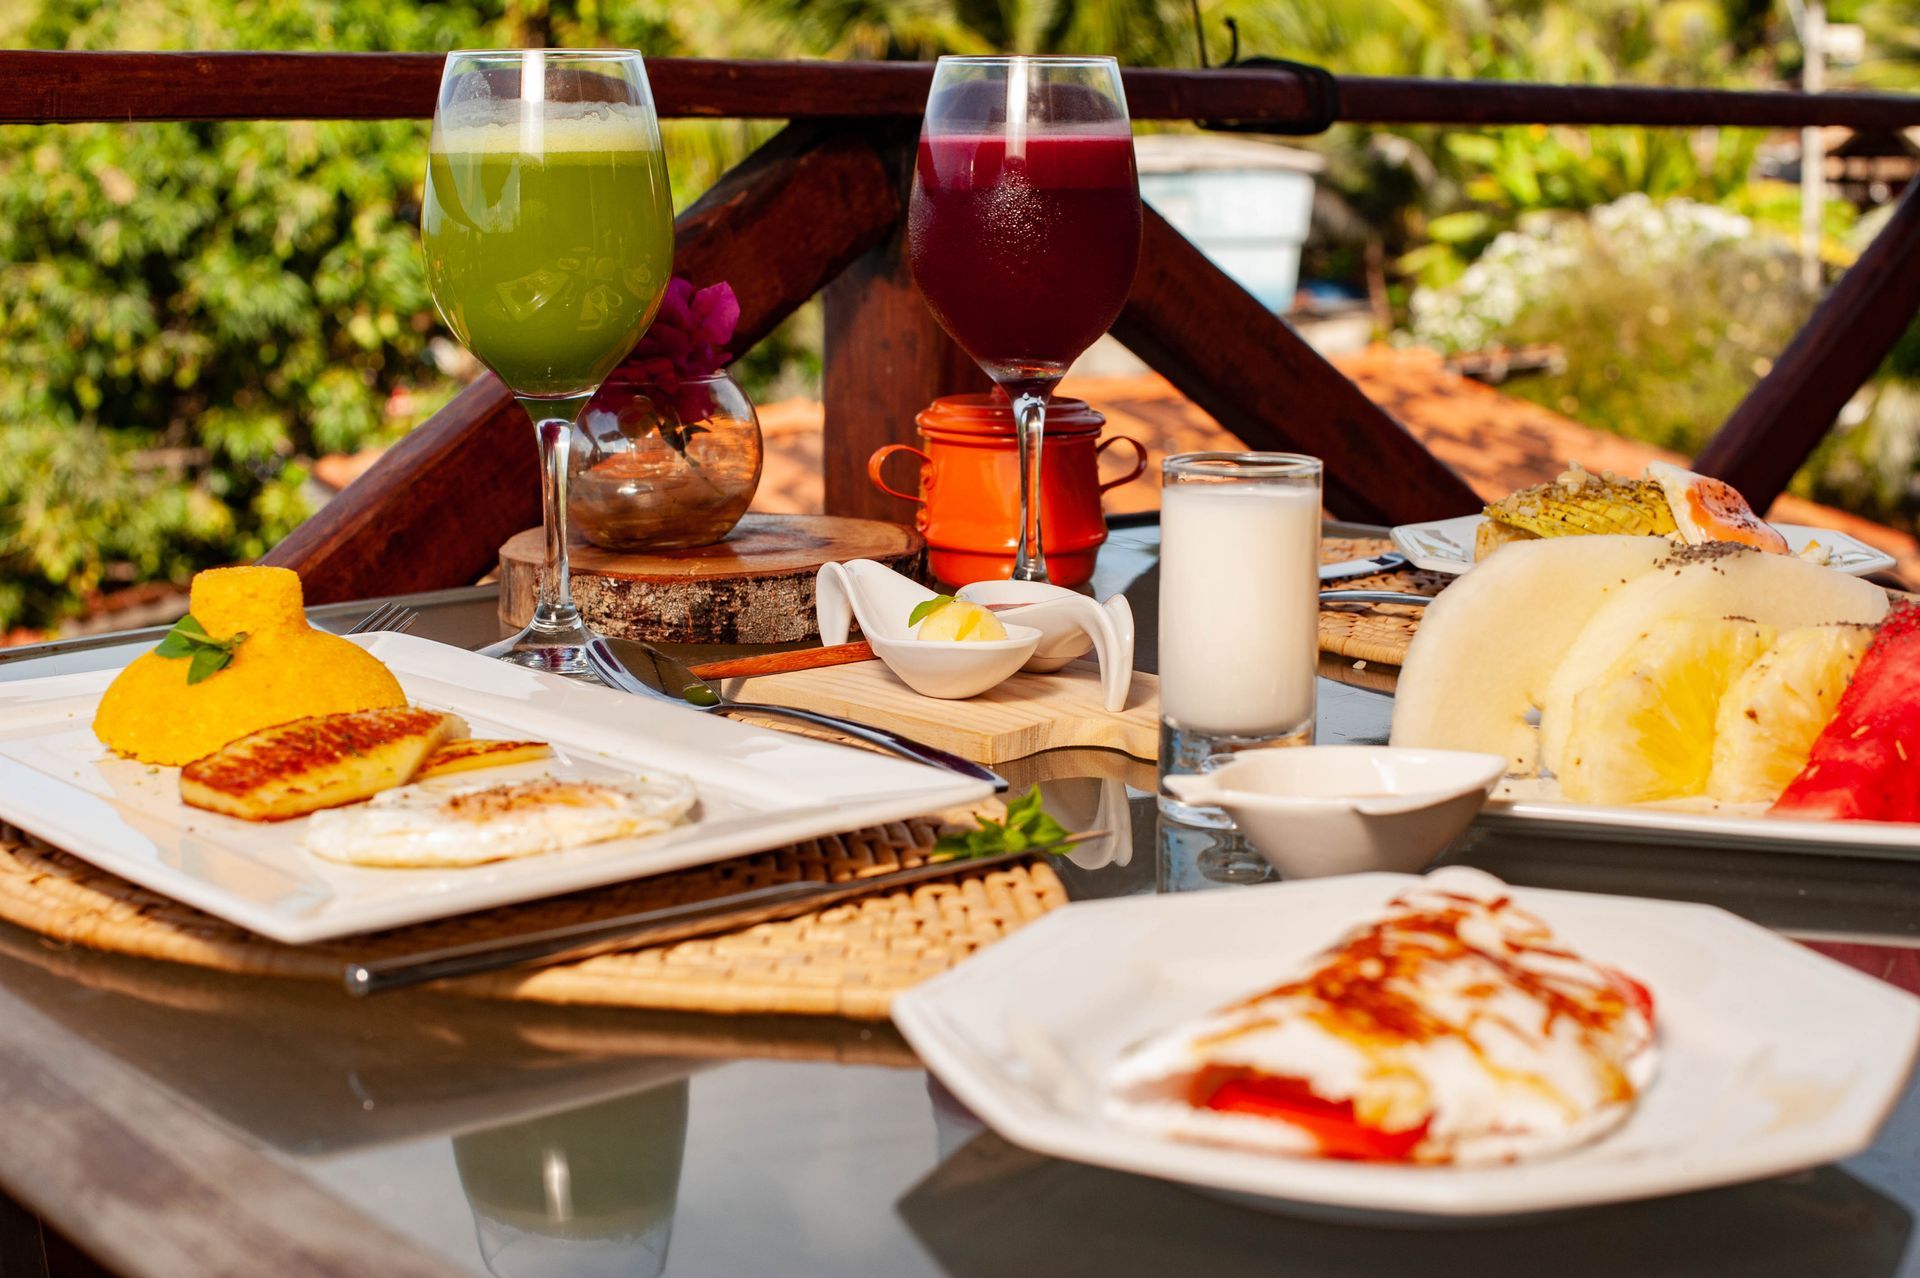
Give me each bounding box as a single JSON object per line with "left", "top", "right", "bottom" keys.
{"left": 1393, "top": 515, "right": 1897, "bottom": 578}
{"left": 1481, "top": 780, "right": 1920, "bottom": 858}
{"left": 892, "top": 875, "right": 1920, "bottom": 1218}
{"left": 0, "top": 632, "right": 994, "bottom": 944}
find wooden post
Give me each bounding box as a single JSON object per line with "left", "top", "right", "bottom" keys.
{"left": 820, "top": 130, "right": 987, "bottom": 522}
{"left": 1694, "top": 177, "right": 1920, "bottom": 508}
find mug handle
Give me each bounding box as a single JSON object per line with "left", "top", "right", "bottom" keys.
{"left": 1095, "top": 435, "right": 1149, "bottom": 493}
{"left": 868, "top": 444, "right": 933, "bottom": 504}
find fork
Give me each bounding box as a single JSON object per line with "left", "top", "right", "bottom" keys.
{"left": 342, "top": 602, "right": 420, "bottom": 636}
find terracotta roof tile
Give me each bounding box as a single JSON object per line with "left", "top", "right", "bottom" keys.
{"left": 749, "top": 346, "right": 1919, "bottom": 589}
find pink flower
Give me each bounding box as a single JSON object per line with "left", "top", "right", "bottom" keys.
{"left": 601, "top": 276, "right": 742, "bottom": 451}
{"left": 621, "top": 276, "right": 738, "bottom": 385}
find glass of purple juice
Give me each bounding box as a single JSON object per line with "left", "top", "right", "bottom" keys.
{"left": 907, "top": 55, "right": 1142, "bottom": 583}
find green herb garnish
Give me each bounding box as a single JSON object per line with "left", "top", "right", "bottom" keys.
{"left": 935, "top": 787, "right": 1073, "bottom": 858}
{"left": 908, "top": 594, "right": 956, "bottom": 628}
{"left": 153, "top": 614, "right": 248, "bottom": 685}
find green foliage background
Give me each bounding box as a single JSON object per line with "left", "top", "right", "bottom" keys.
{"left": 0, "top": 0, "right": 793, "bottom": 634}
{"left": 2, "top": 0, "right": 1917, "bottom": 633}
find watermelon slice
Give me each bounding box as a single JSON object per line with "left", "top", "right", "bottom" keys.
{"left": 1773, "top": 603, "right": 1920, "bottom": 822}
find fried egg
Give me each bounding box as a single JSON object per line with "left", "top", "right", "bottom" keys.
{"left": 1103, "top": 868, "right": 1657, "bottom": 1166}
{"left": 1646, "top": 461, "right": 1789, "bottom": 554}
{"left": 302, "top": 772, "right": 696, "bottom": 868}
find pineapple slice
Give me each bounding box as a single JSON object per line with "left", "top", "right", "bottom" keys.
{"left": 1707, "top": 624, "right": 1873, "bottom": 803}
{"left": 1558, "top": 618, "right": 1774, "bottom": 805}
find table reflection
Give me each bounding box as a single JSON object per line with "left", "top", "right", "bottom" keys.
{"left": 1157, "top": 815, "right": 1275, "bottom": 890}
{"left": 454, "top": 1081, "right": 688, "bottom": 1278}
{"left": 898, "top": 1130, "right": 1914, "bottom": 1278}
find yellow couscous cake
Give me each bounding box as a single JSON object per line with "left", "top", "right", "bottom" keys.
{"left": 92, "top": 566, "right": 407, "bottom": 765}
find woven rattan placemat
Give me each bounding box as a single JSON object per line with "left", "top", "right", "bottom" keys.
{"left": 0, "top": 816, "right": 1065, "bottom": 1022}
{"left": 1319, "top": 536, "right": 1446, "bottom": 667}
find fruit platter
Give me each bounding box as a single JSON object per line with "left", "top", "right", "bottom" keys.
{"left": 1389, "top": 465, "right": 1918, "bottom": 854}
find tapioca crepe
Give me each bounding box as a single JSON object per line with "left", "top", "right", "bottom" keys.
{"left": 1103, "top": 868, "right": 1657, "bottom": 1166}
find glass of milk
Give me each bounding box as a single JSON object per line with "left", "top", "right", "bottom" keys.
{"left": 1158, "top": 452, "right": 1322, "bottom": 827}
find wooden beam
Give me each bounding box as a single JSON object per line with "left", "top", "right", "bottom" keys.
{"left": 266, "top": 122, "right": 901, "bottom": 602}
{"left": 1333, "top": 77, "right": 1920, "bottom": 129}
{"left": 1111, "top": 206, "right": 1482, "bottom": 524}
{"left": 1694, "top": 178, "right": 1920, "bottom": 508}
{"left": 261, "top": 376, "right": 534, "bottom": 603}
{"left": 820, "top": 128, "right": 987, "bottom": 523}
{"left": 6, "top": 51, "right": 1920, "bottom": 131}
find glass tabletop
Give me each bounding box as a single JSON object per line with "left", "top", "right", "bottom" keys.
{"left": 1, "top": 523, "right": 1917, "bottom": 1277}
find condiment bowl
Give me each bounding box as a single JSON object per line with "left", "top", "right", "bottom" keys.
{"left": 954, "top": 580, "right": 1136, "bottom": 711}
{"left": 1161, "top": 746, "right": 1506, "bottom": 878}
{"left": 864, "top": 626, "right": 1043, "bottom": 699}
{"left": 817, "top": 560, "right": 1128, "bottom": 703}
{"left": 817, "top": 560, "right": 1043, "bottom": 699}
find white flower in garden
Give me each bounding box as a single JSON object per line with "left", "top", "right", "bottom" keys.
{"left": 1407, "top": 193, "right": 1785, "bottom": 353}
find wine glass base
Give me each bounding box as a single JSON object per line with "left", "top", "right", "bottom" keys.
{"left": 479, "top": 623, "right": 605, "bottom": 684}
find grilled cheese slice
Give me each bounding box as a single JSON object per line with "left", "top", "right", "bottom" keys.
{"left": 180, "top": 708, "right": 467, "bottom": 822}
{"left": 415, "top": 738, "right": 553, "bottom": 780}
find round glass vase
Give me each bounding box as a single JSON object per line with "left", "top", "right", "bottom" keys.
{"left": 568, "top": 370, "right": 763, "bottom": 552}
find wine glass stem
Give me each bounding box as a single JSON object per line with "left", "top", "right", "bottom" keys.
{"left": 1011, "top": 391, "right": 1049, "bottom": 583}
{"left": 525, "top": 398, "right": 588, "bottom": 636}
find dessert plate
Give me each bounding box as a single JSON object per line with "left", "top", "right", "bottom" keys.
{"left": 0, "top": 632, "right": 993, "bottom": 943}
{"left": 892, "top": 875, "right": 1920, "bottom": 1218}
{"left": 1391, "top": 516, "right": 1896, "bottom": 578}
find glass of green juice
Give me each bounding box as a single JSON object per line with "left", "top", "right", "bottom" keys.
{"left": 422, "top": 49, "right": 674, "bottom": 678}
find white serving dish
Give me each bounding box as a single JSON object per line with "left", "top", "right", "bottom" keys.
{"left": 892, "top": 875, "right": 1920, "bottom": 1219}
{"left": 1481, "top": 780, "right": 1920, "bottom": 858}
{"left": 0, "top": 632, "right": 994, "bottom": 943}
{"left": 1391, "top": 515, "right": 1897, "bottom": 578}
{"left": 816, "top": 560, "right": 1134, "bottom": 708}
{"left": 1162, "top": 746, "right": 1504, "bottom": 877}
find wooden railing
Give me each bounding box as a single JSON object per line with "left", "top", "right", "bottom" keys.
{"left": 7, "top": 53, "right": 1920, "bottom": 602}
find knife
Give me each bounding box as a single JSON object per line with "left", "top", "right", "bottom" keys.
{"left": 1320, "top": 552, "right": 1408, "bottom": 582}
{"left": 342, "top": 838, "right": 1102, "bottom": 996}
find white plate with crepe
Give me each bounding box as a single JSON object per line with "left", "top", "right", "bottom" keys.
{"left": 1391, "top": 516, "right": 1896, "bottom": 578}
{"left": 892, "top": 875, "right": 1920, "bottom": 1219}
{"left": 0, "top": 632, "right": 993, "bottom": 943}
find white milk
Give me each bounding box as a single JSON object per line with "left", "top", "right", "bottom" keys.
{"left": 1158, "top": 482, "right": 1320, "bottom": 736}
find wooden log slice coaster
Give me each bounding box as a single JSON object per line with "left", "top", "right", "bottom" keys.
{"left": 498, "top": 513, "right": 925, "bottom": 644}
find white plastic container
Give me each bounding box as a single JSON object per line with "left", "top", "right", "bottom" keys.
{"left": 1135, "top": 134, "right": 1323, "bottom": 312}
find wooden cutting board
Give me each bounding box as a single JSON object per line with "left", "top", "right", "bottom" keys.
{"left": 498, "top": 514, "right": 924, "bottom": 644}
{"left": 722, "top": 661, "right": 1159, "bottom": 764}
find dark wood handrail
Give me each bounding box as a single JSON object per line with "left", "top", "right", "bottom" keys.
{"left": 6, "top": 51, "right": 1920, "bottom": 131}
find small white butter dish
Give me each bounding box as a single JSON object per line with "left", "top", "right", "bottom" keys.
{"left": 1161, "top": 746, "right": 1505, "bottom": 878}
{"left": 816, "top": 560, "right": 1041, "bottom": 699}
{"left": 817, "top": 560, "right": 1132, "bottom": 705}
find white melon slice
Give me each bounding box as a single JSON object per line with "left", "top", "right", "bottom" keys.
{"left": 1390, "top": 536, "right": 1673, "bottom": 771}
{"left": 1537, "top": 544, "right": 1889, "bottom": 777}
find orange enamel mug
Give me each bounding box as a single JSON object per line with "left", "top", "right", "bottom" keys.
{"left": 868, "top": 393, "right": 1148, "bottom": 588}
